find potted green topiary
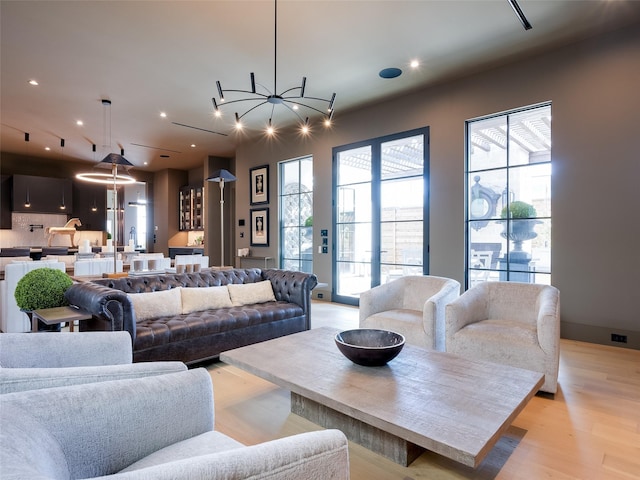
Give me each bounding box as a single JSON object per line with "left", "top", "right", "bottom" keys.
{"left": 500, "top": 201, "right": 540, "bottom": 244}
{"left": 15, "top": 268, "right": 73, "bottom": 331}
{"left": 500, "top": 200, "right": 536, "bottom": 220}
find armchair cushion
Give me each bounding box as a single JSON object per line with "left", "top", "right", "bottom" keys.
{"left": 359, "top": 275, "right": 460, "bottom": 350}
{"left": 120, "top": 431, "right": 244, "bottom": 472}
{"left": 118, "top": 430, "right": 350, "bottom": 480}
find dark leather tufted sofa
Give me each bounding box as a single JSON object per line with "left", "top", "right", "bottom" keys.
{"left": 65, "top": 268, "right": 317, "bottom": 364}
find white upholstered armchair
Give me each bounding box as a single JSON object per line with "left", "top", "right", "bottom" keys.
{"left": 0, "top": 369, "right": 350, "bottom": 479}
{"left": 445, "top": 281, "right": 560, "bottom": 394}
{"left": 0, "top": 331, "right": 186, "bottom": 394}
{"left": 359, "top": 275, "right": 461, "bottom": 351}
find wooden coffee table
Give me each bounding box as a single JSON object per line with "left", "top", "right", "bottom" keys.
{"left": 220, "top": 327, "right": 543, "bottom": 468}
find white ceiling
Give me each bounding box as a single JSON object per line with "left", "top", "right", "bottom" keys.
{"left": 2, "top": 0, "right": 639, "bottom": 172}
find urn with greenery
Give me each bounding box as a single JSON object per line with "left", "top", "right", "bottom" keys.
{"left": 500, "top": 200, "right": 540, "bottom": 252}
{"left": 14, "top": 268, "right": 73, "bottom": 331}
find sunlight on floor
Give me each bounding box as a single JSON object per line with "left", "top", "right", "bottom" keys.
{"left": 311, "top": 300, "right": 359, "bottom": 331}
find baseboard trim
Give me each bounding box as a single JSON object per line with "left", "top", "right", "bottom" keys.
{"left": 561, "top": 321, "right": 639, "bottom": 350}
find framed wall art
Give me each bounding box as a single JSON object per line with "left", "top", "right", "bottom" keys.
{"left": 250, "top": 165, "right": 269, "bottom": 205}
{"left": 250, "top": 208, "right": 269, "bottom": 246}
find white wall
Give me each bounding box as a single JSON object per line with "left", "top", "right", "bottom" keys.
{"left": 233, "top": 23, "right": 640, "bottom": 348}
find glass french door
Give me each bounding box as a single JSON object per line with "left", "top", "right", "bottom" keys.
{"left": 333, "top": 128, "right": 429, "bottom": 305}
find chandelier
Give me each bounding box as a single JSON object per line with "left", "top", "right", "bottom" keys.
{"left": 212, "top": 0, "right": 336, "bottom": 135}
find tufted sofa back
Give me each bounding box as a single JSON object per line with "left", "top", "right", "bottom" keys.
{"left": 91, "top": 268, "right": 265, "bottom": 294}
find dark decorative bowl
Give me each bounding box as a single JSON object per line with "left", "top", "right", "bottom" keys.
{"left": 335, "top": 329, "right": 405, "bottom": 367}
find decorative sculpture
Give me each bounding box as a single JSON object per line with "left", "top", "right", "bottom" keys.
{"left": 45, "top": 218, "right": 81, "bottom": 247}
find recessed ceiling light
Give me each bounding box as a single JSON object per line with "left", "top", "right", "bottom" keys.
{"left": 45, "top": 147, "right": 51, "bottom": 151}
{"left": 160, "top": 112, "right": 167, "bottom": 118}
{"left": 143, "top": 161, "right": 148, "bottom": 165}
{"left": 76, "top": 120, "right": 84, "bottom": 126}
{"left": 379, "top": 67, "right": 402, "bottom": 79}
{"left": 191, "top": 144, "right": 196, "bottom": 148}
{"left": 410, "top": 60, "right": 419, "bottom": 68}
{"left": 28, "top": 79, "right": 39, "bottom": 86}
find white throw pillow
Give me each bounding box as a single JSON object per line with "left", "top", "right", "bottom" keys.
{"left": 227, "top": 280, "right": 276, "bottom": 307}
{"left": 181, "top": 286, "right": 233, "bottom": 314}
{"left": 128, "top": 288, "right": 182, "bottom": 322}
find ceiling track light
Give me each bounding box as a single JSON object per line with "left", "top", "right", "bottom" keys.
{"left": 24, "top": 132, "right": 31, "bottom": 208}
{"left": 508, "top": 0, "right": 532, "bottom": 31}
{"left": 213, "top": 0, "right": 336, "bottom": 132}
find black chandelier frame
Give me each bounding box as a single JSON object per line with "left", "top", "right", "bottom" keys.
{"left": 212, "top": 0, "right": 336, "bottom": 129}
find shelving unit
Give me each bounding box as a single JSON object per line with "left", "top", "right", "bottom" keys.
{"left": 179, "top": 186, "right": 204, "bottom": 231}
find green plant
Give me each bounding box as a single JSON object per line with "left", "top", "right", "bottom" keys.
{"left": 304, "top": 216, "right": 313, "bottom": 227}
{"left": 14, "top": 268, "right": 73, "bottom": 311}
{"left": 106, "top": 232, "right": 112, "bottom": 240}
{"left": 501, "top": 200, "right": 536, "bottom": 219}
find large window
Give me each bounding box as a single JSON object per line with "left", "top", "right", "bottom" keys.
{"left": 466, "top": 103, "right": 551, "bottom": 287}
{"left": 279, "top": 156, "right": 313, "bottom": 273}
{"left": 334, "top": 128, "right": 428, "bottom": 305}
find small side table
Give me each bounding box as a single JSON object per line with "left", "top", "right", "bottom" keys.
{"left": 235, "top": 256, "right": 274, "bottom": 269}
{"left": 31, "top": 306, "right": 92, "bottom": 333}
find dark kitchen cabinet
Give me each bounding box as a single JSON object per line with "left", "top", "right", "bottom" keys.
{"left": 12, "top": 174, "right": 73, "bottom": 215}
{"left": 72, "top": 182, "right": 106, "bottom": 231}
{"left": 1, "top": 175, "right": 12, "bottom": 229}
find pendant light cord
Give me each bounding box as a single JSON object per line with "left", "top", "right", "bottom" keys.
{"left": 273, "top": 0, "right": 277, "bottom": 94}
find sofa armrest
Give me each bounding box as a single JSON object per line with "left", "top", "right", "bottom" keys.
{"left": 105, "top": 430, "right": 350, "bottom": 480}
{"left": 262, "top": 269, "right": 317, "bottom": 329}
{"left": 0, "top": 331, "right": 133, "bottom": 368}
{"left": 65, "top": 282, "right": 136, "bottom": 339}
{"left": 0, "top": 361, "right": 187, "bottom": 394}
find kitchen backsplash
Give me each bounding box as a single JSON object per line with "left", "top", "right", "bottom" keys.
{"left": 0, "top": 213, "right": 104, "bottom": 249}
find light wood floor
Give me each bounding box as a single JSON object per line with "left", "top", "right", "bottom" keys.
{"left": 207, "top": 301, "right": 640, "bottom": 479}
